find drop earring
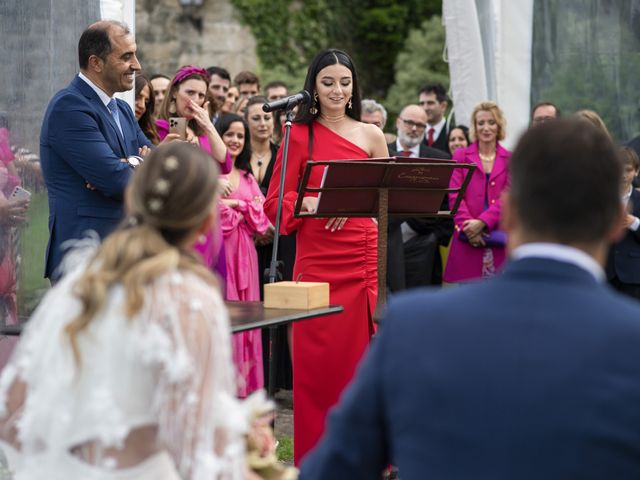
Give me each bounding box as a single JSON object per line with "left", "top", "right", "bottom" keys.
{"left": 348, "top": 97, "right": 353, "bottom": 110}
{"left": 310, "top": 92, "right": 319, "bottom": 115}
{"left": 169, "top": 99, "right": 177, "bottom": 115}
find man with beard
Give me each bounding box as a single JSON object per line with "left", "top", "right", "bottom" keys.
{"left": 386, "top": 104, "right": 453, "bottom": 292}
{"left": 40, "top": 20, "right": 153, "bottom": 282}
{"left": 206, "top": 66, "right": 231, "bottom": 123}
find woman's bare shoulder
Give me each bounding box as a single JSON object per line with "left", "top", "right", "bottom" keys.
{"left": 356, "top": 121, "right": 388, "bottom": 156}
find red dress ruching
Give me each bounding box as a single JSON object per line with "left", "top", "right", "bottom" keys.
{"left": 265, "top": 121, "right": 377, "bottom": 464}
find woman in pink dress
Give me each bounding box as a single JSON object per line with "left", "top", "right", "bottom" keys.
{"left": 155, "top": 66, "right": 233, "bottom": 279}
{"left": 444, "top": 101, "right": 511, "bottom": 282}
{"left": 217, "top": 113, "right": 271, "bottom": 397}
{"left": 0, "top": 124, "right": 27, "bottom": 326}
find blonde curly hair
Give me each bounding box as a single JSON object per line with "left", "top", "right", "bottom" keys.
{"left": 66, "top": 142, "right": 220, "bottom": 365}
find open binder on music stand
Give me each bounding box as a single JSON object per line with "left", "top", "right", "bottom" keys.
{"left": 293, "top": 156, "right": 476, "bottom": 312}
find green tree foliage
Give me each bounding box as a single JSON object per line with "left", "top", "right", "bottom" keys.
{"left": 384, "top": 16, "right": 449, "bottom": 123}
{"left": 230, "top": 0, "right": 441, "bottom": 96}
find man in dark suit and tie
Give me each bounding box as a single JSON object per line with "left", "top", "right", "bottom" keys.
{"left": 301, "top": 118, "right": 640, "bottom": 480}
{"left": 418, "top": 82, "right": 449, "bottom": 153}
{"left": 606, "top": 146, "right": 640, "bottom": 299}
{"left": 387, "top": 104, "right": 453, "bottom": 292}
{"left": 40, "top": 20, "right": 153, "bottom": 281}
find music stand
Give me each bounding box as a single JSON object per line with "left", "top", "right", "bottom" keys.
{"left": 294, "top": 156, "right": 475, "bottom": 314}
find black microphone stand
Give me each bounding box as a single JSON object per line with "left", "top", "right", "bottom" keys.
{"left": 264, "top": 103, "right": 297, "bottom": 396}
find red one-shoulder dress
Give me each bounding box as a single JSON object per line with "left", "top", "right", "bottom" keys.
{"left": 265, "top": 121, "right": 377, "bottom": 464}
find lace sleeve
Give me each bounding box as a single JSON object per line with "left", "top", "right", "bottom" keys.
{"left": 142, "top": 273, "right": 247, "bottom": 480}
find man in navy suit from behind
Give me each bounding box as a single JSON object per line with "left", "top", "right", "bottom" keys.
{"left": 301, "top": 119, "right": 640, "bottom": 479}
{"left": 40, "top": 20, "right": 153, "bottom": 281}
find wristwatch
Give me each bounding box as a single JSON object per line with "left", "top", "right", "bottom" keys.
{"left": 126, "top": 155, "right": 143, "bottom": 168}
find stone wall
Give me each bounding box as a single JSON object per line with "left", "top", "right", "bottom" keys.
{"left": 136, "top": 0, "right": 257, "bottom": 78}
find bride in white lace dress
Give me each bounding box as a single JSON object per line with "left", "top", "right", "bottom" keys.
{"left": 0, "top": 143, "right": 247, "bottom": 479}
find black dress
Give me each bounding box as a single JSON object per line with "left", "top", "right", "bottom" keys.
{"left": 257, "top": 142, "right": 296, "bottom": 391}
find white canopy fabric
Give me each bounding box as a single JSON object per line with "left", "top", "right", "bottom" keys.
{"left": 444, "top": 0, "right": 534, "bottom": 148}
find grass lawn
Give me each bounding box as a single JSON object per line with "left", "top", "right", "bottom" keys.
{"left": 277, "top": 435, "right": 294, "bottom": 464}
{"left": 17, "top": 190, "right": 50, "bottom": 320}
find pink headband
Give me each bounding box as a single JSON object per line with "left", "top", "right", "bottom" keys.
{"left": 172, "top": 66, "right": 210, "bottom": 86}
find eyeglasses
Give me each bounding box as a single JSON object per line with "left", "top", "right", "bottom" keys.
{"left": 399, "top": 118, "right": 427, "bottom": 131}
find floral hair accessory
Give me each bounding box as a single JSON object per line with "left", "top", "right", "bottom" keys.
{"left": 148, "top": 198, "right": 163, "bottom": 212}
{"left": 146, "top": 155, "right": 180, "bottom": 214}
{"left": 172, "top": 66, "right": 210, "bottom": 86}
{"left": 164, "top": 156, "right": 179, "bottom": 171}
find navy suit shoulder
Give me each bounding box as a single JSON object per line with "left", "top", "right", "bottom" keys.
{"left": 302, "top": 258, "right": 640, "bottom": 480}
{"left": 40, "top": 75, "right": 147, "bottom": 279}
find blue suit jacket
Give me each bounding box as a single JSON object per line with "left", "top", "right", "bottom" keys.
{"left": 301, "top": 257, "right": 640, "bottom": 480}
{"left": 607, "top": 188, "right": 640, "bottom": 284}
{"left": 40, "top": 75, "right": 152, "bottom": 279}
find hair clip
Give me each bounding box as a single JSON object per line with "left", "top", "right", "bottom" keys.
{"left": 148, "top": 198, "right": 164, "bottom": 212}
{"left": 154, "top": 178, "right": 170, "bottom": 195}
{"left": 164, "top": 156, "right": 179, "bottom": 172}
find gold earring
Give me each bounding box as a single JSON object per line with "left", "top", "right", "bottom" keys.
{"left": 348, "top": 97, "right": 353, "bottom": 110}
{"left": 310, "top": 92, "right": 319, "bottom": 115}
{"left": 169, "top": 99, "right": 177, "bottom": 115}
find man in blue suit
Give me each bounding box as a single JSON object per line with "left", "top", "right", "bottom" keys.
{"left": 40, "top": 20, "right": 152, "bottom": 281}
{"left": 301, "top": 119, "right": 640, "bottom": 479}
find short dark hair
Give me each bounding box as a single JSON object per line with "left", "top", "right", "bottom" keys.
{"left": 234, "top": 71, "right": 260, "bottom": 87}
{"left": 620, "top": 146, "right": 640, "bottom": 170}
{"left": 265, "top": 80, "right": 288, "bottom": 92}
{"left": 206, "top": 66, "right": 231, "bottom": 81}
{"left": 215, "top": 113, "right": 252, "bottom": 176}
{"left": 418, "top": 82, "right": 448, "bottom": 103}
{"left": 78, "top": 21, "right": 129, "bottom": 69}
{"left": 531, "top": 101, "right": 561, "bottom": 120}
{"left": 296, "top": 48, "right": 362, "bottom": 125}
{"left": 150, "top": 73, "right": 170, "bottom": 82}
{"left": 244, "top": 95, "right": 268, "bottom": 115}
{"left": 510, "top": 118, "right": 621, "bottom": 244}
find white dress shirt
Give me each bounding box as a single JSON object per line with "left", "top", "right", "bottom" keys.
{"left": 622, "top": 185, "right": 640, "bottom": 231}
{"left": 426, "top": 118, "right": 446, "bottom": 142}
{"left": 78, "top": 71, "right": 114, "bottom": 108}
{"left": 395, "top": 140, "right": 420, "bottom": 158}
{"left": 394, "top": 140, "right": 420, "bottom": 242}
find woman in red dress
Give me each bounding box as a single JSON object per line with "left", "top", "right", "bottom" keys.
{"left": 265, "top": 49, "right": 388, "bottom": 464}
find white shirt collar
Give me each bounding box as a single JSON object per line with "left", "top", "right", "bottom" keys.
{"left": 511, "top": 242, "right": 604, "bottom": 282}
{"left": 78, "top": 72, "right": 114, "bottom": 108}
{"left": 395, "top": 140, "right": 420, "bottom": 157}
{"left": 427, "top": 117, "right": 446, "bottom": 139}
{"left": 622, "top": 185, "right": 633, "bottom": 203}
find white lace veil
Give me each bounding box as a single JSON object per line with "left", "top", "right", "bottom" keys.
{"left": 0, "top": 247, "right": 247, "bottom": 480}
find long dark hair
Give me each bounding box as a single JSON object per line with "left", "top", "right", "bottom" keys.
{"left": 295, "top": 48, "right": 362, "bottom": 125}
{"left": 135, "top": 75, "right": 159, "bottom": 144}
{"left": 216, "top": 113, "right": 252, "bottom": 176}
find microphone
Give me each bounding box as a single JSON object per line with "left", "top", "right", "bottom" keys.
{"left": 262, "top": 90, "right": 311, "bottom": 113}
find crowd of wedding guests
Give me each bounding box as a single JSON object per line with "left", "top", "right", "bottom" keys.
{"left": 4, "top": 60, "right": 640, "bottom": 401}
{"left": 132, "top": 65, "right": 298, "bottom": 399}
{"left": 3, "top": 20, "right": 640, "bottom": 479}
{"left": 129, "top": 64, "right": 640, "bottom": 468}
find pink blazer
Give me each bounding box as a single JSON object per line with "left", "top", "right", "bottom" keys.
{"left": 444, "top": 142, "right": 511, "bottom": 282}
